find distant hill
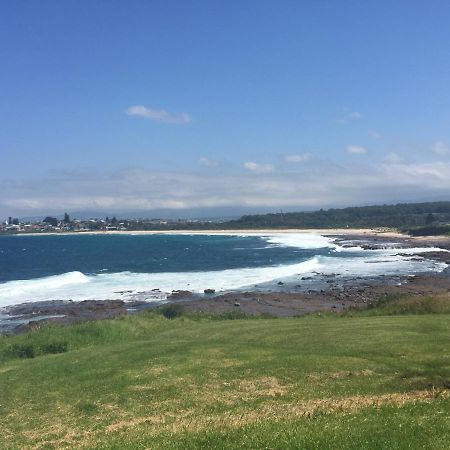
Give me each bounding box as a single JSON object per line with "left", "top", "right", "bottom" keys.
{"left": 221, "top": 201, "right": 450, "bottom": 229}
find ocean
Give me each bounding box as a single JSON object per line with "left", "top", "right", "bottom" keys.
{"left": 0, "top": 232, "right": 447, "bottom": 308}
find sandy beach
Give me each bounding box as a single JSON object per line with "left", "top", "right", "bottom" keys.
{"left": 7, "top": 227, "right": 409, "bottom": 238}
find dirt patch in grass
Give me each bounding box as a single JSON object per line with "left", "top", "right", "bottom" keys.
{"left": 0, "top": 365, "right": 16, "bottom": 374}
{"left": 106, "top": 414, "right": 167, "bottom": 432}
{"left": 144, "top": 365, "right": 168, "bottom": 375}
{"left": 184, "top": 376, "right": 291, "bottom": 406}
{"left": 220, "top": 358, "right": 243, "bottom": 367}
{"left": 129, "top": 384, "right": 156, "bottom": 392}
{"left": 307, "top": 369, "right": 375, "bottom": 381}
{"left": 233, "top": 376, "right": 288, "bottom": 398}
{"left": 30, "top": 429, "right": 93, "bottom": 449}
{"left": 272, "top": 389, "right": 447, "bottom": 417}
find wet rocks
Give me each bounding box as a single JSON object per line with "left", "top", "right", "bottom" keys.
{"left": 168, "top": 290, "right": 192, "bottom": 300}
{"left": 3, "top": 300, "right": 128, "bottom": 335}
{"left": 5, "top": 300, "right": 125, "bottom": 318}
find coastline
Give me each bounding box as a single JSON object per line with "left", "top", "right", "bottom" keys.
{"left": 2, "top": 227, "right": 408, "bottom": 238}
{"left": 9, "top": 227, "right": 450, "bottom": 247}
{"left": 1, "top": 231, "right": 449, "bottom": 334}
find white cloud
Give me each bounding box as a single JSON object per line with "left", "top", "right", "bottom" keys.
{"left": 381, "top": 161, "right": 450, "bottom": 184}
{"left": 284, "top": 153, "right": 311, "bottom": 163}
{"left": 336, "top": 109, "right": 361, "bottom": 124}
{"left": 347, "top": 145, "right": 368, "bottom": 154}
{"left": 368, "top": 130, "right": 382, "bottom": 139}
{"left": 384, "top": 153, "right": 402, "bottom": 163}
{"left": 243, "top": 162, "right": 274, "bottom": 173}
{"left": 125, "top": 105, "right": 191, "bottom": 124}
{"left": 3, "top": 161, "right": 450, "bottom": 217}
{"left": 199, "top": 157, "right": 219, "bottom": 167}
{"left": 432, "top": 141, "right": 450, "bottom": 155}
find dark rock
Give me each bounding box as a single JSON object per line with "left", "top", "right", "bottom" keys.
{"left": 167, "top": 290, "right": 192, "bottom": 300}
{"left": 204, "top": 288, "right": 215, "bottom": 294}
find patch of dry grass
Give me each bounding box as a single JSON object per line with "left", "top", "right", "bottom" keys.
{"left": 30, "top": 388, "right": 447, "bottom": 449}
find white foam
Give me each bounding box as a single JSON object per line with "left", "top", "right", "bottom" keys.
{"left": 384, "top": 246, "right": 449, "bottom": 254}
{"left": 316, "top": 253, "right": 447, "bottom": 278}
{"left": 263, "top": 233, "right": 338, "bottom": 249}
{"left": 0, "top": 258, "right": 321, "bottom": 307}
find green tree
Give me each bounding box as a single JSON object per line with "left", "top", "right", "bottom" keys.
{"left": 43, "top": 216, "right": 58, "bottom": 227}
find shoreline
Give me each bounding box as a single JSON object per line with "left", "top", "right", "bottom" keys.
{"left": 1, "top": 232, "right": 449, "bottom": 334}
{"left": 1, "top": 227, "right": 408, "bottom": 238}
{"left": 4, "top": 270, "right": 450, "bottom": 334}
{"left": 6, "top": 227, "right": 450, "bottom": 246}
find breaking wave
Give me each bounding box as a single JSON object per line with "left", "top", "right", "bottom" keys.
{"left": 0, "top": 257, "right": 321, "bottom": 307}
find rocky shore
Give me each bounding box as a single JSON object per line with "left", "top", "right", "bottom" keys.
{"left": 1, "top": 233, "right": 449, "bottom": 334}
{"left": 0, "top": 298, "right": 167, "bottom": 334}
{"left": 170, "top": 272, "right": 450, "bottom": 317}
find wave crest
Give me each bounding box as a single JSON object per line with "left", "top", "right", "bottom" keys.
{"left": 0, "top": 259, "right": 320, "bottom": 307}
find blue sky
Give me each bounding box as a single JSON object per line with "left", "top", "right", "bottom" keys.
{"left": 2, "top": 1, "right": 450, "bottom": 217}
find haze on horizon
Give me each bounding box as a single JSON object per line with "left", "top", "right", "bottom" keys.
{"left": 2, "top": 1, "right": 450, "bottom": 219}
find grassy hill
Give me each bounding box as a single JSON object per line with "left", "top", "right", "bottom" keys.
{"left": 0, "top": 302, "right": 449, "bottom": 449}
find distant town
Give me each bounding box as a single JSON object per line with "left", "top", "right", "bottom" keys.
{"left": 0, "top": 213, "right": 218, "bottom": 234}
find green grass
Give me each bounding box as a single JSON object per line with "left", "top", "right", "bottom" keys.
{"left": 341, "top": 293, "right": 450, "bottom": 317}
{"left": 0, "top": 303, "right": 449, "bottom": 449}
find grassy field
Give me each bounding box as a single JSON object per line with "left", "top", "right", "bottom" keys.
{"left": 0, "top": 298, "right": 449, "bottom": 449}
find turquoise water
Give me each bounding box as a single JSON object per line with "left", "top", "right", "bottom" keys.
{"left": 0, "top": 233, "right": 446, "bottom": 306}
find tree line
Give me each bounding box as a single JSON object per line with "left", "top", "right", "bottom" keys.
{"left": 220, "top": 201, "right": 450, "bottom": 229}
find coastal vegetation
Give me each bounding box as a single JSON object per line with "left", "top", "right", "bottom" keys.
{"left": 0, "top": 295, "right": 449, "bottom": 449}
{"left": 404, "top": 224, "right": 450, "bottom": 236}
{"left": 225, "top": 201, "right": 450, "bottom": 230}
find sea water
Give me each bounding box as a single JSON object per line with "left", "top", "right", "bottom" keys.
{"left": 0, "top": 233, "right": 446, "bottom": 307}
